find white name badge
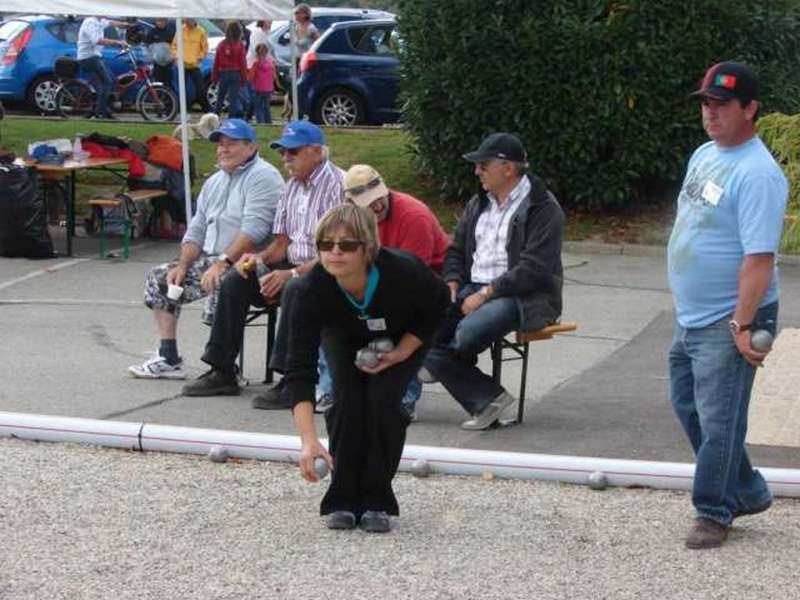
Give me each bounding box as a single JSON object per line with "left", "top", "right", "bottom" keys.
{"left": 366, "top": 318, "right": 387, "bottom": 331}
{"left": 702, "top": 180, "right": 723, "bottom": 206}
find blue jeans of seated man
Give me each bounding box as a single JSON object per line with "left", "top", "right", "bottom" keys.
{"left": 669, "top": 301, "right": 777, "bottom": 527}
{"left": 79, "top": 56, "right": 112, "bottom": 116}
{"left": 423, "top": 283, "right": 520, "bottom": 415}
{"left": 317, "top": 347, "right": 422, "bottom": 412}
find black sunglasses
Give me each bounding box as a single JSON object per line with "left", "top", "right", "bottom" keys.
{"left": 278, "top": 147, "right": 302, "bottom": 157}
{"left": 317, "top": 239, "right": 364, "bottom": 253}
{"left": 345, "top": 177, "right": 382, "bottom": 197}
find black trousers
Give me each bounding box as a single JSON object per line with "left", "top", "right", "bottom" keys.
{"left": 320, "top": 332, "right": 425, "bottom": 517}
{"left": 201, "top": 263, "right": 292, "bottom": 374}
{"left": 184, "top": 67, "right": 209, "bottom": 110}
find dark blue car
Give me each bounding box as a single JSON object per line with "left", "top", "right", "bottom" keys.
{"left": 296, "top": 19, "right": 400, "bottom": 127}
{"left": 0, "top": 15, "right": 214, "bottom": 114}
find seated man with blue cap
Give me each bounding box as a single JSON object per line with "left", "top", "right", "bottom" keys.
{"left": 129, "top": 118, "right": 284, "bottom": 382}
{"left": 182, "top": 120, "right": 345, "bottom": 398}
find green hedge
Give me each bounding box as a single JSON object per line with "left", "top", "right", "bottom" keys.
{"left": 397, "top": 0, "right": 800, "bottom": 208}
{"left": 758, "top": 113, "right": 800, "bottom": 252}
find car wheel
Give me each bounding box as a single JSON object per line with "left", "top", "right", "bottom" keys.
{"left": 27, "top": 74, "right": 61, "bottom": 114}
{"left": 204, "top": 81, "right": 227, "bottom": 112}
{"left": 315, "top": 88, "right": 365, "bottom": 127}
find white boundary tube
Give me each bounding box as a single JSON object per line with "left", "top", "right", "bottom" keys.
{"left": 2, "top": 411, "right": 799, "bottom": 497}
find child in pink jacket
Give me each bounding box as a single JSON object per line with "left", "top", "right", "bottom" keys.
{"left": 249, "top": 43, "right": 276, "bottom": 124}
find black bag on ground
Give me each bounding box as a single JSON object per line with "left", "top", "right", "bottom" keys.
{"left": 0, "top": 165, "right": 55, "bottom": 258}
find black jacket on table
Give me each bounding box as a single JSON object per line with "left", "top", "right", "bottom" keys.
{"left": 443, "top": 173, "right": 564, "bottom": 331}
{"left": 283, "top": 247, "right": 450, "bottom": 407}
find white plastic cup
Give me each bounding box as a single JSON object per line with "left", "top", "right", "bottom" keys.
{"left": 167, "top": 284, "right": 184, "bottom": 302}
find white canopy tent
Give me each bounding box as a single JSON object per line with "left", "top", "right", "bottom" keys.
{"left": 4, "top": 0, "right": 295, "bottom": 224}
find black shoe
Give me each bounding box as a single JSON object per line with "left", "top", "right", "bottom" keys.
{"left": 182, "top": 369, "right": 240, "bottom": 396}
{"left": 326, "top": 511, "right": 357, "bottom": 530}
{"left": 251, "top": 380, "right": 292, "bottom": 410}
{"left": 359, "top": 510, "right": 391, "bottom": 533}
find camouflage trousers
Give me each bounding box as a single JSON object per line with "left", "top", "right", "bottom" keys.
{"left": 143, "top": 255, "right": 217, "bottom": 319}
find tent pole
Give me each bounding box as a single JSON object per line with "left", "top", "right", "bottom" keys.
{"left": 175, "top": 17, "right": 192, "bottom": 226}
{"left": 290, "top": 18, "right": 298, "bottom": 121}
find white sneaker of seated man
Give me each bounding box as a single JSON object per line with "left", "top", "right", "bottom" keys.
{"left": 128, "top": 352, "right": 187, "bottom": 380}
{"left": 461, "top": 391, "right": 515, "bottom": 430}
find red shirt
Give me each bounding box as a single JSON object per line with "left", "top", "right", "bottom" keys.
{"left": 212, "top": 40, "right": 247, "bottom": 82}
{"left": 379, "top": 190, "right": 450, "bottom": 272}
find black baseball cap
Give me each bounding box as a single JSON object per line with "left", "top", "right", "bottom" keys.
{"left": 690, "top": 61, "right": 759, "bottom": 102}
{"left": 463, "top": 133, "right": 527, "bottom": 163}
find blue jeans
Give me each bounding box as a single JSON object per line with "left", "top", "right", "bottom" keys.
{"left": 317, "top": 346, "right": 423, "bottom": 412}
{"left": 79, "top": 56, "right": 112, "bottom": 116}
{"left": 216, "top": 70, "right": 241, "bottom": 117}
{"left": 669, "top": 302, "right": 777, "bottom": 526}
{"left": 254, "top": 91, "right": 272, "bottom": 124}
{"left": 424, "top": 283, "right": 520, "bottom": 415}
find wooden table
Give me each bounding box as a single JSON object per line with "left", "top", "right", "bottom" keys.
{"left": 25, "top": 157, "right": 129, "bottom": 256}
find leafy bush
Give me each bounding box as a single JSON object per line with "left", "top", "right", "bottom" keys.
{"left": 758, "top": 113, "right": 800, "bottom": 252}
{"left": 397, "top": 0, "right": 800, "bottom": 209}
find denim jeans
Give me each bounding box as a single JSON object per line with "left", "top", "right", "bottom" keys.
{"left": 424, "top": 283, "right": 520, "bottom": 415}
{"left": 669, "top": 302, "right": 777, "bottom": 526}
{"left": 215, "top": 70, "right": 241, "bottom": 117}
{"left": 254, "top": 91, "right": 272, "bottom": 124}
{"left": 79, "top": 56, "right": 112, "bottom": 116}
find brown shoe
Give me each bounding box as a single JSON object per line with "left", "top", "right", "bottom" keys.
{"left": 685, "top": 517, "right": 729, "bottom": 549}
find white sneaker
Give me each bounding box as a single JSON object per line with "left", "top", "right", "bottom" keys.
{"left": 128, "top": 353, "right": 187, "bottom": 380}
{"left": 461, "top": 391, "right": 515, "bottom": 430}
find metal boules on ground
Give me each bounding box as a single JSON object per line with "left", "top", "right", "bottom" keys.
{"left": 587, "top": 471, "right": 608, "bottom": 490}
{"left": 410, "top": 458, "right": 431, "bottom": 477}
{"left": 313, "top": 457, "right": 330, "bottom": 479}
{"left": 207, "top": 445, "right": 229, "bottom": 463}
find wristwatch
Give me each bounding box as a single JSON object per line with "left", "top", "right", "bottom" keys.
{"left": 728, "top": 319, "right": 752, "bottom": 336}
{"left": 479, "top": 286, "right": 491, "bottom": 299}
{"left": 218, "top": 253, "right": 234, "bottom": 267}
{"left": 291, "top": 268, "right": 300, "bottom": 279}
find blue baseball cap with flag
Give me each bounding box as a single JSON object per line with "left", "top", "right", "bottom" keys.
{"left": 269, "top": 120, "right": 325, "bottom": 149}
{"left": 209, "top": 118, "right": 257, "bottom": 143}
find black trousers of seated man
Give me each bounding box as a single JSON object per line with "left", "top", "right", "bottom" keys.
{"left": 201, "top": 262, "right": 293, "bottom": 375}
{"left": 318, "top": 331, "right": 426, "bottom": 518}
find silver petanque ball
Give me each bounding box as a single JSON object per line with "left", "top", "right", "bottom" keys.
{"left": 587, "top": 471, "right": 608, "bottom": 490}
{"left": 313, "top": 457, "right": 330, "bottom": 479}
{"left": 410, "top": 459, "right": 431, "bottom": 478}
{"left": 208, "top": 446, "right": 229, "bottom": 463}
{"left": 368, "top": 337, "right": 395, "bottom": 353}
{"left": 355, "top": 348, "right": 380, "bottom": 368}
{"left": 750, "top": 329, "right": 774, "bottom": 352}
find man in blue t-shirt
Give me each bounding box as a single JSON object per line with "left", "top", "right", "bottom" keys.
{"left": 667, "top": 62, "right": 787, "bottom": 550}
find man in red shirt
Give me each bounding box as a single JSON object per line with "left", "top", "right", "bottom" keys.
{"left": 314, "top": 164, "right": 449, "bottom": 419}
{"left": 344, "top": 164, "right": 449, "bottom": 273}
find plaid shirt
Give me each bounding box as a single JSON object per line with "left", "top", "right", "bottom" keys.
{"left": 470, "top": 175, "right": 531, "bottom": 284}
{"left": 273, "top": 159, "right": 345, "bottom": 266}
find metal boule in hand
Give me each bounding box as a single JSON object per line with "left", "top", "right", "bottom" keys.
{"left": 368, "top": 337, "right": 395, "bottom": 353}
{"left": 355, "top": 348, "right": 380, "bottom": 369}
{"left": 750, "top": 329, "right": 774, "bottom": 352}
{"left": 313, "top": 457, "right": 330, "bottom": 479}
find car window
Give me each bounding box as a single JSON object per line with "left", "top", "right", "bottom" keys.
{"left": 197, "top": 18, "right": 223, "bottom": 37}
{"left": 45, "top": 21, "right": 80, "bottom": 44}
{"left": 0, "top": 20, "right": 28, "bottom": 42}
{"left": 350, "top": 26, "right": 396, "bottom": 55}
{"left": 104, "top": 25, "right": 122, "bottom": 40}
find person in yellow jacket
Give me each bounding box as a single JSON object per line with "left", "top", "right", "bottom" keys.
{"left": 172, "top": 18, "right": 210, "bottom": 111}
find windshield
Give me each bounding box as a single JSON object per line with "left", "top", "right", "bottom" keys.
{"left": 0, "top": 20, "right": 28, "bottom": 43}
{"left": 196, "top": 18, "right": 223, "bottom": 37}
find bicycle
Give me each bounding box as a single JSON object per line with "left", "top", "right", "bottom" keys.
{"left": 53, "top": 46, "right": 178, "bottom": 121}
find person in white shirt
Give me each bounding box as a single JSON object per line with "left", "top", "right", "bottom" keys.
{"left": 76, "top": 16, "right": 130, "bottom": 119}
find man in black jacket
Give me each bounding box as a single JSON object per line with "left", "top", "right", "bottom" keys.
{"left": 423, "top": 133, "right": 564, "bottom": 430}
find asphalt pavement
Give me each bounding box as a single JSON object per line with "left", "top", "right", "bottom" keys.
{"left": 2, "top": 231, "right": 799, "bottom": 468}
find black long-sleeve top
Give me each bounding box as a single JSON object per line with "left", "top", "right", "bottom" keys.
{"left": 283, "top": 248, "right": 450, "bottom": 407}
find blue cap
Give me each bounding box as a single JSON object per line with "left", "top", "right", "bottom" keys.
{"left": 269, "top": 120, "right": 325, "bottom": 149}
{"left": 209, "top": 118, "right": 256, "bottom": 143}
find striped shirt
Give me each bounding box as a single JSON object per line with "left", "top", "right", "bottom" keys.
{"left": 470, "top": 175, "right": 530, "bottom": 284}
{"left": 273, "top": 159, "right": 345, "bottom": 265}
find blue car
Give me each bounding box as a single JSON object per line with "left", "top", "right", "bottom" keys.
{"left": 0, "top": 15, "right": 213, "bottom": 114}
{"left": 296, "top": 19, "right": 400, "bottom": 127}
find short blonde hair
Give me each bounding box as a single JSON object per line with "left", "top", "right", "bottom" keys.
{"left": 315, "top": 204, "right": 380, "bottom": 264}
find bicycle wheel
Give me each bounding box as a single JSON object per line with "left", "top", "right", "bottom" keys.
{"left": 137, "top": 85, "right": 178, "bottom": 122}
{"left": 55, "top": 80, "right": 95, "bottom": 119}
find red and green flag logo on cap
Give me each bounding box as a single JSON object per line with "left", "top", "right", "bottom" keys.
{"left": 714, "top": 74, "right": 737, "bottom": 89}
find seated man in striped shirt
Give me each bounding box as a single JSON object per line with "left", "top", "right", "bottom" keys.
{"left": 182, "top": 121, "right": 345, "bottom": 397}
{"left": 422, "top": 133, "right": 565, "bottom": 430}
